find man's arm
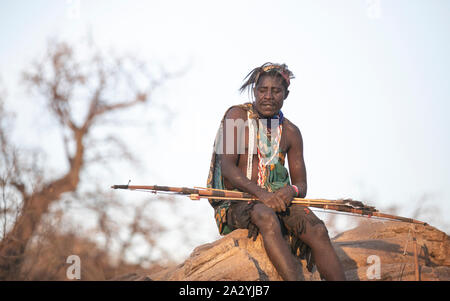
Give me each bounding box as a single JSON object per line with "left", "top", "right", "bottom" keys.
{"left": 220, "top": 107, "right": 267, "bottom": 198}
{"left": 286, "top": 122, "right": 307, "bottom": 198}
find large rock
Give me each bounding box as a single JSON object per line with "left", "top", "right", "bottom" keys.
{"left": 149, "top": 229, "right": 320, "bottom": 281}
{"left": 332, "top": 221, "right": 449, "bottom": 280}
{"left": 143, "top": 221, "right": 450, "bottom": 281}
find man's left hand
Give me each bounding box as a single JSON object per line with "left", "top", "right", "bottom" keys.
{"left": 273, "top": 185, "right": 296, "bottom": 209}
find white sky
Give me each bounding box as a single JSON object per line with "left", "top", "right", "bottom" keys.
{"left": 1, "top": 0, "right": 449, "bottom": 262}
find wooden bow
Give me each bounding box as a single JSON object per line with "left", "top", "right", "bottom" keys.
{"left": 111, "top": 184, "right": 427, "bottom": 225}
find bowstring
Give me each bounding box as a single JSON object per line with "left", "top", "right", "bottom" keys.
{"left": 125, "top": 189, "right": 411, "bottom": 224}
{"left": 310, "top": 208, "right": 407, "bottom": 224}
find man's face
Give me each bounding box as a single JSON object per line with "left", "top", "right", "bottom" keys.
{"left": 253, "top": 75, "right": 288, "bottom": 118}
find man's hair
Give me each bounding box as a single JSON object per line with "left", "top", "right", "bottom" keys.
{"left": 239, "top": 62, "right": 295, "bottom": 97}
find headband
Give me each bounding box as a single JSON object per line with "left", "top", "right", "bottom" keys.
{"left": 261, "top": 65, "right": 291, "bottom": 87}
{"left": 253, "top": 64, "right": 292, "bottom": 88}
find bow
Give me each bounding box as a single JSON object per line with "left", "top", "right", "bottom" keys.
{"left": 111, "top": 184, "right": 427, "bottom": 225}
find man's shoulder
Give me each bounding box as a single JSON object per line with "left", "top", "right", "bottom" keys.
{"left": 283, "top": 117, "right": 301, "bottom": 135}
{"left": 282, "top": 117, "right": 303, "bottom": 149}
{"left": 224, "top": 103, "right": 252, "bottom": 120}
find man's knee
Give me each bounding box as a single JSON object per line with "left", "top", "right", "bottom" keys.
{"left": 310, "top": 223, "right": 329, "bottom": 241}
{"left": 250, "top": 204, "right": 279, "bottom": 231}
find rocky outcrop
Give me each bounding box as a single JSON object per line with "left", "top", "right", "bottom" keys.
{"left": 149, "top": 229, "right": 320, "bottom": 281}
{"left": 332, "top": 221, "right": 449, "bottom": 280}
{"left": 130, "top": 221, "right": 450, "bottom": 281}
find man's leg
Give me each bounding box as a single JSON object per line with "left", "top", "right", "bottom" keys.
{"left": 281, "top": 206, "right": 346, "bottom": 281}
{"left": 298, "top": 222, "right": 346, "bottom": 280}
{"left": 250, "top": 203, "right": 303, "bottom": 281}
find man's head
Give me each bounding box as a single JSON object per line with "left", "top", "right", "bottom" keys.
{"left": 239, "top": 62, "right": 294, "bottom": 118}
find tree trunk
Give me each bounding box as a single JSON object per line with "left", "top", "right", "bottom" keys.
{"left": 0, "top": 130, "right": 84, "bottom": 280}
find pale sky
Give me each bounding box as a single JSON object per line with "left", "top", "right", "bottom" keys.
{"left": 1, "top": 0, "right": 449, "bottom": 263}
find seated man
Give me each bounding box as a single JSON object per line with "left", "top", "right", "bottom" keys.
{"left": 207, "top": 62, "right": 346, "bottom": 281}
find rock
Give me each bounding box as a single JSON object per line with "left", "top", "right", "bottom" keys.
{"left": 149, "top": 229, "right": 320, "bottom": 281}
{"left": 134, "top": 221, "right": 449, "bottom": 281}
{"left": 332, "top": 221, "right": 450, "bottom": 280}
{"left": 109, "top": 272, "right": 152, "bottom": 281}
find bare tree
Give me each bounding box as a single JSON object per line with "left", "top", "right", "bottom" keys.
{"left": 0, "top": 38, "right": 171, "bottom": 280}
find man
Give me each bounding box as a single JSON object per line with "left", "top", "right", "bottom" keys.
{"left": 207, "top": 63, "right": 346, "bottom": 281}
